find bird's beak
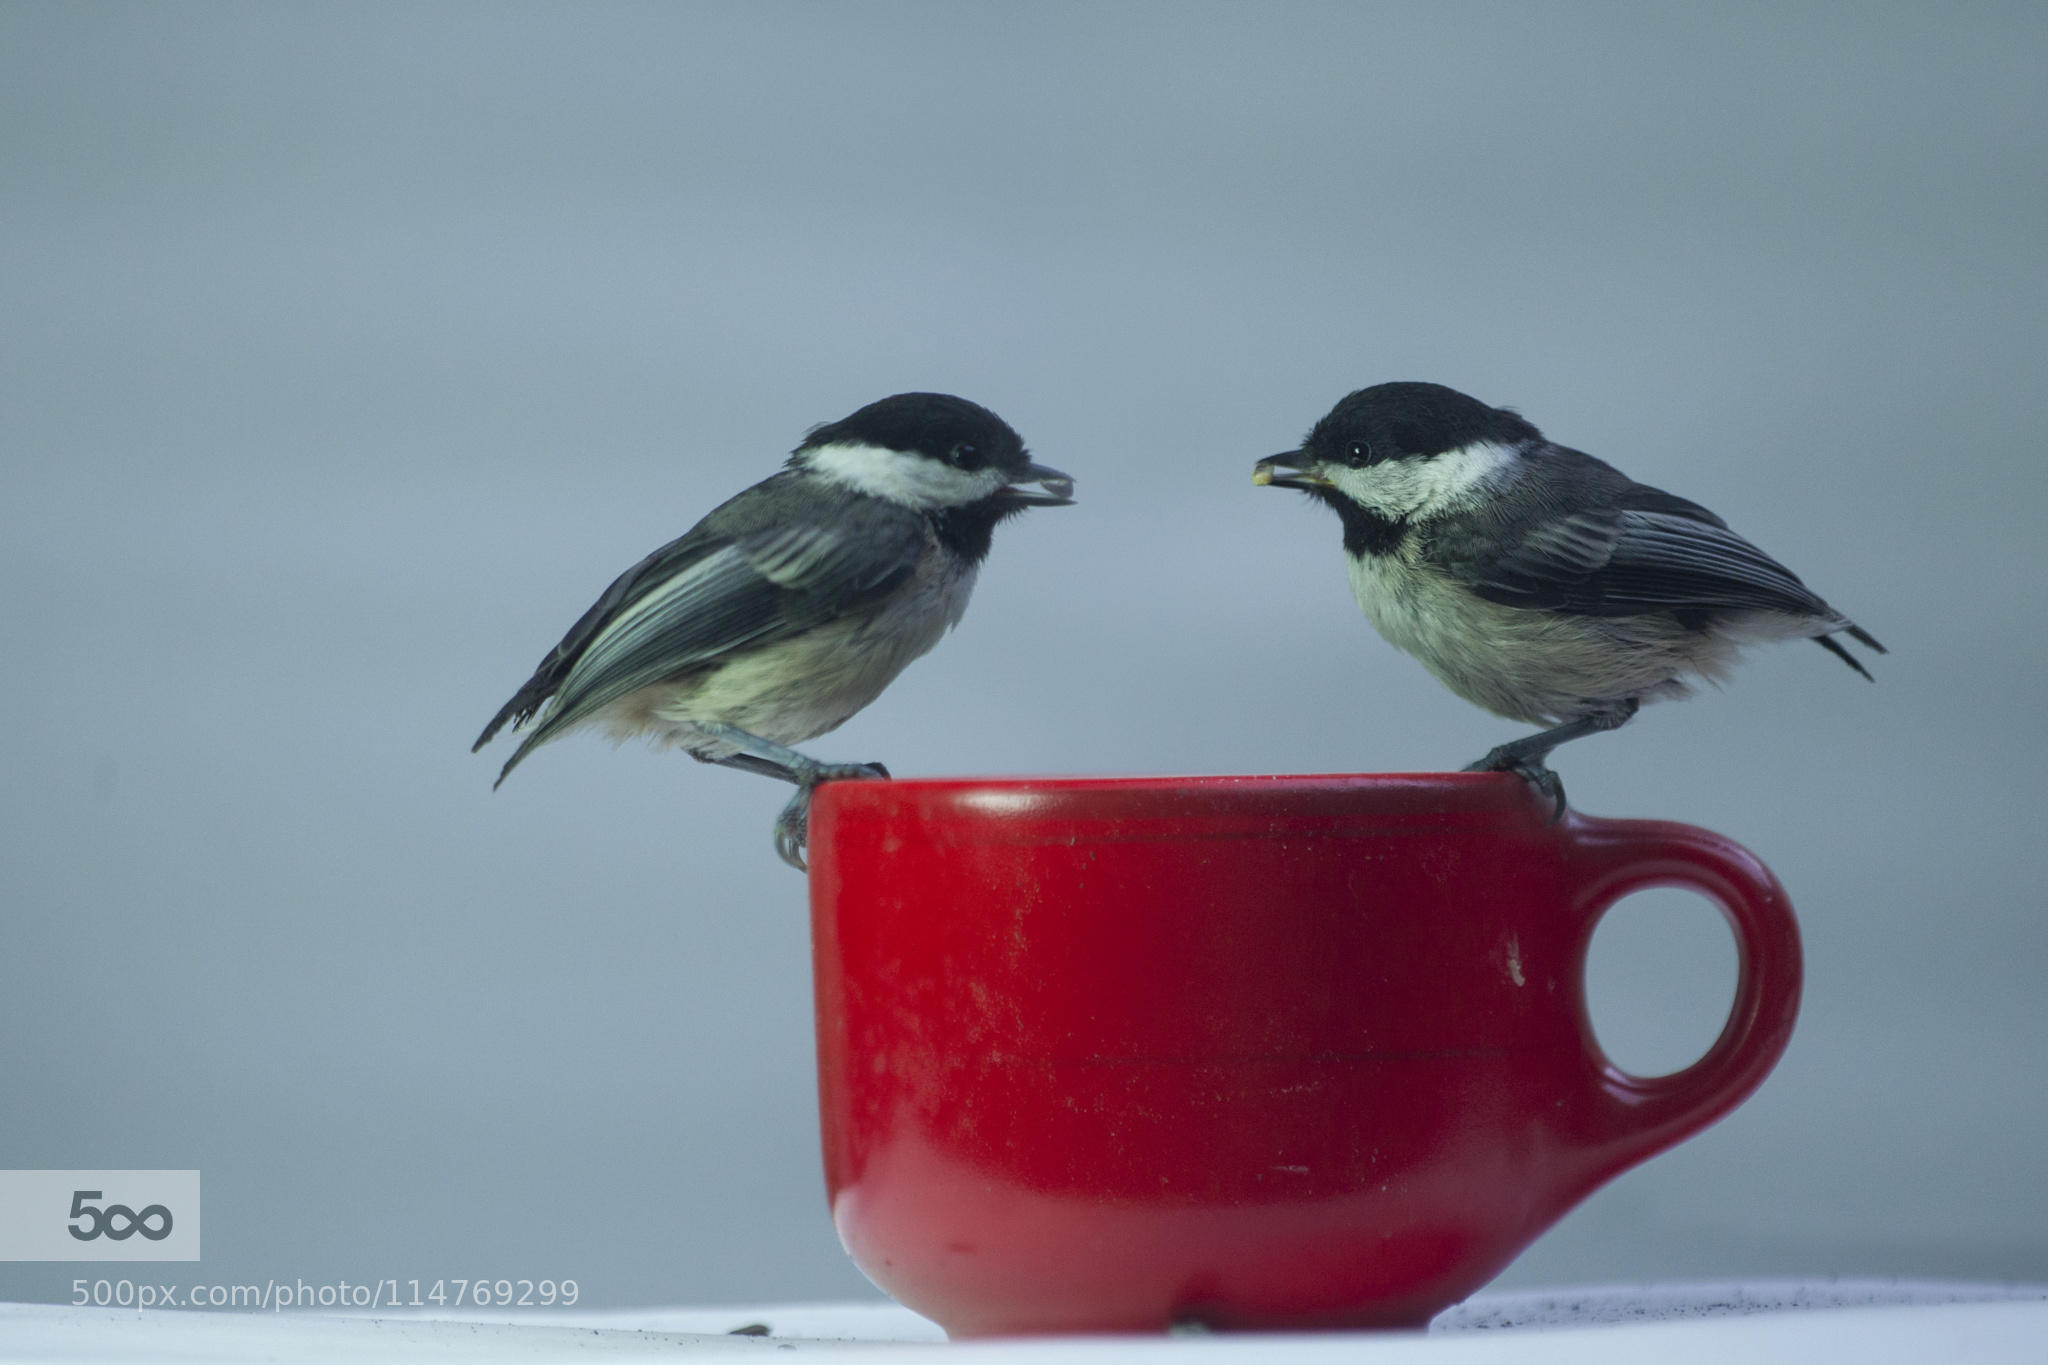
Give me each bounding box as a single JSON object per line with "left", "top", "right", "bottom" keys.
{"left": 1252, "top": 452, "right": 1330, "bottom": 489}
{"left": 1000, "top": 462, "right": 1076, "bottom": 506}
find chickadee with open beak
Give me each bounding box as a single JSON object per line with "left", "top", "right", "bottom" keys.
{"left": 1254, "top": 381, "right": 1882, "bottom": 814}
{"left": 475, "top": 392, "right": 1074, "bottom": 869}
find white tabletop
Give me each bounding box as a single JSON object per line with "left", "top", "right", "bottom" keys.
{"left": 4, "top": 1282, "right": 2043, "bottom": 1363}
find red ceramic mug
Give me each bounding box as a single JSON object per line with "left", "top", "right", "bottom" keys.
{"left": 807, "top": 773, "right": 1801, "bottom": 1336}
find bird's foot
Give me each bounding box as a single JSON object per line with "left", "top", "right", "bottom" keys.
{"left": 771, "top": 761, "right": 891, "bottom": 872}
{"left": 1463, "top": 748, "right": 1568, "bottom": 824}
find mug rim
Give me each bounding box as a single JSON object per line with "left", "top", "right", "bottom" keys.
{"left": 809, "top": 770, "right": 1562, "bottom": 843}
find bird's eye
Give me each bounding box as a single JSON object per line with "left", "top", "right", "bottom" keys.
{"left": 951, "top": 442, "right": 979, "bottom": 466}
{"left": 1345, "top": 441, "right": 1372, "bottom": 466}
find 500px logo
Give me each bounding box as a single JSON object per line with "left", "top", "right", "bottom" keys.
{"left": 1, "top": 1171, "right": 199, "bottom": 1261}
{"left": 68, "top": 1191, "right": 174, "bottom": 1243}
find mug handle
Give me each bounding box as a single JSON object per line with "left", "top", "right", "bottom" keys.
{"left": 1559, "top": 812, "right": 1804, "bottom": 1169}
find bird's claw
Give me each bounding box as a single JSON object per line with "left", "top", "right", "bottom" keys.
{"left": 771, "top": 761, "right": 892, "bottom": 873}
{"left": 1463, "top": 749, "right": 1568, "bottom": 825}
{"left": 773, "top": 796, "right": 811, "bottom": 872}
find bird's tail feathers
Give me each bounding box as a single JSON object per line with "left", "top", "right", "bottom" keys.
{"left": 490, "top": 723, "right": 556, "bottom": 790}
{"left": 472, "top": 679, "right": 552, "bottom": 753}
{"left": 1815, "top": 620, "right": 1884, "bottom": 682}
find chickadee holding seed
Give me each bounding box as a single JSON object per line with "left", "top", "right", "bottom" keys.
{"left": 475, "top": 392, "right": 1074, "bottom": 869}
{"left": 1254, "top": 381, "right": 1882, "bottom": 814}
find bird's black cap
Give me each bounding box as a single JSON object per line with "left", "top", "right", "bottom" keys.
{"left": 796, "top": 392, "right": 1030, "bottom": 475}
{"left": 1306, "top": 382, "right": 1541, "bottom": 464}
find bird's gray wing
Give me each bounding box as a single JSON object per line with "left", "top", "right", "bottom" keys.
{"left": 551, "top": 511, "right": 924, "bottom": 715}
{"left": 1430, "top": 462, "right": 1837, "bottom": 620}
{"left": 473, "top": 522, "right": 734, "bottom": 752}
{"left": 479, "top": 481, "right": 924, "bottom": 780}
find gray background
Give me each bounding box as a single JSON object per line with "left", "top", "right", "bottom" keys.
{"left": 4, "top": 0, "right": 2045, "bottom": 1311}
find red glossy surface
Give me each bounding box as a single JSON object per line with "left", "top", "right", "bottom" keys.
{"left": 807, "top": 773, "right": 1801, "bottom": 1337}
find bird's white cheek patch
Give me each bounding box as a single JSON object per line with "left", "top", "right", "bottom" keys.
{"left": 804, "top": 442, "right": 1006, "bottom": 509}
{"left": 1328, "top": 441, "right": 1519, "bottom": 518}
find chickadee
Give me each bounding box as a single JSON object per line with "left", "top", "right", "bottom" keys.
{"left": 475, "top": 392, "right": 1074, "bottom": 869}
{"left": 1254, "top": 381, "right": 1882, "bottom": 813}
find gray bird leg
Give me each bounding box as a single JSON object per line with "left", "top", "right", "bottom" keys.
{"left": 701, "top": 751, "right": 803, "bottom": 782}
{"left": 1463, "top": 699, "right": 1639, "bottom": 822}
{"left": 692, "top": 722, "right": 890, "bottom": 872}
